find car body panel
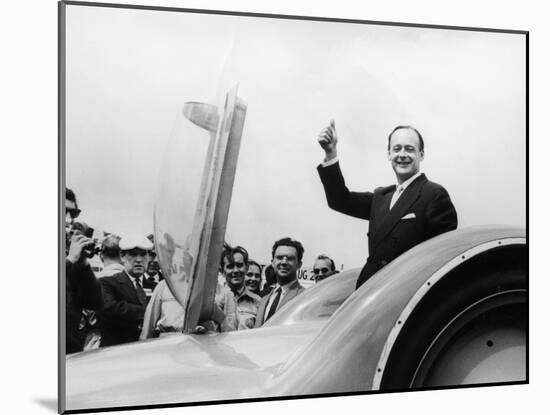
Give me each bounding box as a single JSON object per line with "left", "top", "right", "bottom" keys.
{"left": 66, "top": 321, "right": 324, "bottom": 410}
{"left": 66, "top": 225, "right": 525, "bottom": 410}
{"left": 265, "top": 267, "right": 358, "bottom": 327}
{"left": 271, "top": 225, "right": 525, "bottom": 395}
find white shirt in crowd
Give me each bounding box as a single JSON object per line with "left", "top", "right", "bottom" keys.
{"left": 96, "top": 262, "right": 125, "bottom": 278}
{"left": 263, "top": 280, "right": 294, "bottom": 319}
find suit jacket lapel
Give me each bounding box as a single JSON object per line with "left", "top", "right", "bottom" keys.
{"left": 279, "top": 280, "right": 300, "bottom": 309}
{"left": 372, "top": 187, "right": 394, "bottom": 233}
{"left": 372, "top": 174, "right": 427, "bottom": 247}
{"left": 257, "top": 296, "right": 269, "bottom": 325}
{"left": 116, "top": 272, "right": 139, "bottom": 303}
{"left": 257, "top": 287, "right": 275, "bottom": 326}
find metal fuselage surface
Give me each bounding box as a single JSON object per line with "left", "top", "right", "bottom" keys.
{"left": 66, "top": 322, "right": 323, "bottom": 410}
{"left": 66, "top": 225, "right": 525, "bottom": 410}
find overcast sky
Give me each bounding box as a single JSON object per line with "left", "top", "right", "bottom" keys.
{"left": 65, "top": 5, "right": 526, "bottom": 270}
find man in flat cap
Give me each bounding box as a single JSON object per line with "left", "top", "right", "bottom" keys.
{"left": 97, "top": 235, "right": 154, "bottom": 347}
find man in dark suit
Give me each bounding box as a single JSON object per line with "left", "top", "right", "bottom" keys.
{"left": 65, "top": 188, "right": 103, "bottom": 354}
{"left": 142, "top": 256, "right": 162, "bottom": 300}
{"left": 255, "top": 238, "right": 306, "bottom": 327}
{"left": 97, "top": 235, "right": 154, "bottom": 347}
{"left": 142, "top": 233, "right": 163, "bottom": 299}
{"left": 317, "top": 121, "right": 458, "bottom": 289}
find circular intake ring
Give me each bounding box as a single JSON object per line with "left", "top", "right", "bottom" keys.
{"left": 378, "top": 265, "right": 526, "bottom": 390}
{"left": 410, "top": 289, "right": 526, "bottom": 387}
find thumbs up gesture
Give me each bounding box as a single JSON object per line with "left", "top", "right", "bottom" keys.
{"left": 317, "top": 119, "right": 338, "bottom": 161}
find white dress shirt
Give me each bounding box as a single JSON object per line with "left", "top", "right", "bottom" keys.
{"left": 143, "top": 272, "right": 160, "bottom": 284}
{"left": 124, "top": 271, "right": 144, "bottom": 290}
{"left": 320, "top": 156, "right": 422, "bottom": 210}
{"left": 264, "top": 280, "right": 294, "bottom": 320}
{"left": 389, "top": 171, "right": 422, "bottom": 209}
{"left": 320, "top": 156, "right": 339, "bottom": 168}
{"left": 96, "top": 263, "right": 125, "bottom": 278}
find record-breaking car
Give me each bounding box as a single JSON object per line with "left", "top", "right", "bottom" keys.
{"left": 63, "top": 86, "right": 526, "bottom": 413}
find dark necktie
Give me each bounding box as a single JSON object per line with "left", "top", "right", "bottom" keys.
{"left": 265, "top": 287, "right": 282, "bottom": 322}
{"left": 145, "top": 275, "right": 156, "bottom": 289}
{"left": 134, "top": 277, "right": 147, "bottom": 305}
{"left": 390, "top": 185, "right": 404, "bottom": 210}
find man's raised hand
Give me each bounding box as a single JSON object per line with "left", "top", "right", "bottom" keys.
{"left": 67, "top": 234, "right": 92, "bottom": 265}
{"left": 317, "top": 119, "right": 338, "bottom": 162}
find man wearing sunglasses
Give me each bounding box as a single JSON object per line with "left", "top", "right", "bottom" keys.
{"left": 65, "top": 188, "right": 103, "bottom": 354}
{"left": 312, "top": 254, "right": 338, "bottom": 282}
{"left": 65, "top": 188, "right": 81, "bottom": 229}
{"left": 97, "top": 235, "right": 154, "bottom": 347}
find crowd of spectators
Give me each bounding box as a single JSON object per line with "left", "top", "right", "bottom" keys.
{"left": 65, "top": 187, "right": 340, "bottom": 354}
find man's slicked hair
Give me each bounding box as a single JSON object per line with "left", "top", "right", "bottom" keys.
{"left": 101, "top": 235, "right": 121, "bottom": 259}
{"left": 66, "top": 187, "right": 78, "bottom": 207}
{"left": 271, "top": 237, "right": 304, "bottom": 262}
{"left": 387, "top": 125, "right": 424, "bottom": 152}
{"left": 220, "top": 245, "right": 249, "bottom": 269}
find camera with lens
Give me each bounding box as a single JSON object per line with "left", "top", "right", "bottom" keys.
{"left": 69, "top": 222, "right": 96, "bottom": 259}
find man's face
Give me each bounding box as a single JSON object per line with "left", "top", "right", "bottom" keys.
{"left": 65, "top": 199, "right": 78, "bottom": 232}
{"left": 147, "top": 259, "right": 160, "bottom": 276}
{"left": 312, "top": 258, "right": 335, "bottom": 282}
{"left": 387, "top": 128, "right": 424, "bottom": 183}
{"left": 223, "top": 253, "right": 246, "bottom": 291}
{"left": 272, "top": 245, "right": 301, "bottom": 285}
{"left": 244, "top": 264, "right": 261, "bottom": 292}
{"left": 121, "top": 248, "right": 150, "bottom": 278}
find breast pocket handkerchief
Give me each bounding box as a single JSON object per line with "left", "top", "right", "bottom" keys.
{"left": 401, "top": 212, "right": 416, "bottom": 220}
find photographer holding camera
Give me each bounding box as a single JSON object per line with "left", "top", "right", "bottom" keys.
{"left": 65, "top": 188, "right": 103, "bottom": 354}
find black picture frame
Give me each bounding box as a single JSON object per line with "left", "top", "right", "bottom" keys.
{"left": 59, "top": 1, "right": 528, "bottom": 414}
